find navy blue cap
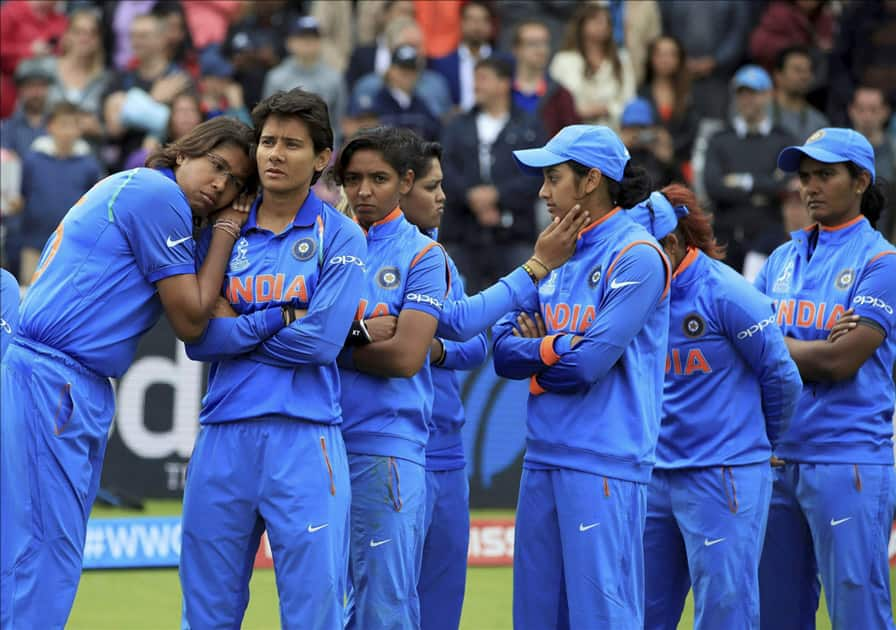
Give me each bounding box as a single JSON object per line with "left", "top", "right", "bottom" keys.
{"left": 200, "top": 52, "right": 233, "bottom": 78}
{"left": 229, "top": 30, "right": 256, "bottom": 52}
{"left": 778, "top": 127, "right": 876, "bottom": 182}
{"left": 731, "top": 64, "right": 772, "bottom": 92}
{"left": 627, "top": 191, "right": 689, "bottom": 240}
{"left": 513, "top": 125, "right": 630, "bottom": 181}
{"left": 620, "top": 98, "right": 654, "bottom": 127}
{"left": 289, "top": 15, "right": 320, "bottom": 37}
{"left": 391, "top": 44, "right": 420, "bottom": 68}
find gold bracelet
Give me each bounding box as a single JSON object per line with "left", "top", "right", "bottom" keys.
{"left": 212, "top": 222, "right": 240, "bottom": 240}
{"left": 529, "top": 256, "right": 550, "bottom": 275}
{"left": 521, "top": 262, "right": 539, "bottom": 285}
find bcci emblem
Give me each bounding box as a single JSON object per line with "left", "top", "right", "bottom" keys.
{"left": 683, "top": 313, "right": 706, "bottom": 338}
{"left": 292, "top": 237, "right": 316, "bottom": 261}
{"left": 376, "top": 266, "right": 401, "bottom": 289}
{"left": 834, "top": 268, "right": 854, "bottom": 290}
{"left": 806, "top": 129, "right": 825, "bottom": 143}
{"left": 229, "top": 238, "right": 250, "bottom": 272}
{"left": 588, "top": 265, "right": 603, "bottom": 288}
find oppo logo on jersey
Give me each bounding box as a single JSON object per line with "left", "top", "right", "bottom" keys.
{"left": 773, "top": 299, "right": 846, "bottom": 331}
{"left": 406, "top": 293, "right": 443, "bottom": 309}
{"left": 853, "top": 295, "right": 894, "bottom": 315}
{"left": 226, "top": 274, "right": 308, "bottom": 304}
{"left": 666, "top": 348, "right": 712, "bottom": 376}
{"left": 543, "top": 303, "right": 597, "bottom": 333}
{"left": 737, "top": 314, "right": 776, "bottom": 339}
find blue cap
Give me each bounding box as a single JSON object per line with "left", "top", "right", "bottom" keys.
{"left": 620, "top": 98, "right": 654, "bottom": 127}
{"left": 778, "top": 127, "right": 876, "bottom": 182}
{"left": 731, "top": 64, "right": 772, "bottom": 92}
{"left": 627, "top": 191, "right": 689, "bottom": 240}
{"left": 513, "top": 125, "right": 630, "bottom": 181}
{"left": 289, "top": 15, "right": 320, "bottom": 37}
{"left": 199, "top": 52, "right": 233, "bottom": 78}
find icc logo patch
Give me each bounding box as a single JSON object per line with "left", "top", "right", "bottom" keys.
{"left": 376, "top": 266, "right": 401, "bottom": 289}
{"left": 292, "top": 237, "right": 316, "bottom": 261}
{"left": 229, "top": 238, "right": 250, "bottom": 272}
{"left": 588, "top": 265, "right": 603, "bottom": 288}
{"left": 683, "top": 313, "right": 706, "bottom": 338}
{"left": 834, "top": 268, "right": 854, "bottom": 290}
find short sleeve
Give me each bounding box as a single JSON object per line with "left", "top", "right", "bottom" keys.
{"left": 402, "top": 242, "right": 448, "bottom": 319}
{"left": 852, "top": 251, "right": 896, "bottom": 338}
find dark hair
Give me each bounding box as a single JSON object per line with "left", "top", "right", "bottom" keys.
{"left": 151, "top": 1, "right": 195, "bottom": 65}
{"left": 513, "top": 19, "right": 550, "bottom": 48}
{"left": 165, "top": 91, "right": 204, "bottom": 141}
{"left": 845, "top": 162, "right": 887, "bottom": 227}
{"left": 644, "top": 35, "right": 691, "bottom": 118}
{"left": 461, "top": 0, "right": 494, "bottom": 20}
{"left": 47, "top": 100, "right": 81, "bottom": 122}
{"left": 145, "top": 117, "right": 257, "bottom": 191}
{"left": 475, "top": 56, "right": 513, "bottom": 81}
{"left": 562, "top": 4, "right": 622, "bottom": 83}
{"left": 389, "top": 127, "right": 443, "bottom": 180}
{"left": 775, "top": 45, "right": 812, "bottom": 72}
{"left": 850, "top": 84, "right": 888, "bottom": 107}
{"left": 332, "top": 126, "right": 414, "bottom": 186}
{"left": 567, "top": 159, "right": 650, "bottom": 209}
{"left": 659, "top": 184, "right": 726, "bottom": 259}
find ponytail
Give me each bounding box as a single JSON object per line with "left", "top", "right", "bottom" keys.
{"left": 845, "top": 162, "right": 887, "bottom": 227}
{"left": 608, "top": 162, "right": 651, "bottom": 209}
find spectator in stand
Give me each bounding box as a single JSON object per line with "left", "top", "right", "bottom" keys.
{"left": 849, "top": 86, "right": 896, "bottom": 239}
{"left": 548, "top": 3, "right": 635, "bottom": 130}
{"left": 19, "top": 102, "right": 102, "bottom": 282}
{"left": 46, "top": 7, "right": 110, "bottom": 150}
{"left": 660, "top": 1, "right": 752, "bottom": 121}
{"left": 638, "top": 35, "right": 699, "bottom": 182}
{"left": 308, "top": 0, "right": 353, "bottom": 73}
{"left": 222, "top": 1, "right": 298, "bottom": 109}
{"left": 262, "top": 16, "right": 345, "bottom": 143}
{"left": 492, "top": 0, "right": 579, "bottom": 54}
{"left": 414, "top": 0, "right": 464, "bottom": 59}
{"left": 619, "top": 98, "right": 683, "bottom": 190}
{"left": 124, "top": 91, "right": 205, "bottom": 170}
{"left": 827, "top": 0, "right": 896, "bottom": 127}
{"left": 352, "top": 17, "right": 453, "bottom": 120}
{"left": 102, "top": 12, "right": 192, "bottom": 171}
{"left": 152, "top": 2, "right": 201, "bottom": 80}
{"left": 347, "top": 1, "right": 417, "bottom": 90}
{"left": 440, "top": 57, "right": 544, "bottom": 292}
{"left": 619, "top": 0, "right": 662, "bottom": 87}
{"left": 111, "top": 0, "right": 156, "bottom": 70}
{"left": 428, "top": 0, "right": 494, "bottom": 113}
{"left": 0, "top": 0, "right": 68, "bottom": 119}
{"left": 771, "top": 46, "right": 830, "bottom": 143}
{"left": 749, "top": 0, "right": 834, "bottom": 79}
{"left": 0, "top": 58, "right": 53, "bottom": 159}
{"left": 741, "top": 177, "right": 810, "bottom": 283}
{"left": 511, "top": 20, "right": 579, "bottom": 138}
{"left": 362, "top": 45, "right": 441, "bottom": 142}
{"left": 197, "top": 54, "right": 250, "bottom": 124}
{"left": 180, "top": 0, "right": 243, "bottom": 52}
{"left": 703, "top": 65, "right": 795, "bottom": 272}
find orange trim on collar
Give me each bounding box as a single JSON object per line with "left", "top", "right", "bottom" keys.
{"left": 578, "top": 206, "right": 621, "bottom": 238}
{"left": 817, "top": 214, "right": 865, "bottom": 232}
{"left": 672, "top": 247, "right": 699, "bottom": 279}
{"left": 357, "top": 206, "right": 403, "bottom": 234}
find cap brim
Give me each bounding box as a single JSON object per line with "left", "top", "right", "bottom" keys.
{"left": 778, "top": 145, "right": 848, "bottom": 172}
{"left": 512, "top": 147, "right": 567, "bottom": 176}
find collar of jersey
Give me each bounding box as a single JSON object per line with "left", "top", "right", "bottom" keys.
{"left": 577, "top": 206, "right": 624, "bottom": 244}
{"left": 790, "top": 214, "right": 868, "bottom": 250}
{"left": 358, "top": 207, "right": 404, "bottom": 239}
{"left": 157, "top": 167, "right": 176, "bottom": 183}
{"left": 242, "top": 189, "right": 323, "bottom": 234}
{"left": 671, "top": 247, "right": 702, "bottom": 288}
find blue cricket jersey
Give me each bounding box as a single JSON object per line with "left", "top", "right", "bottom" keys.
{"left": 755, "top": 215, "right": 896, "bottom": 464}
{"left": 17, "top": 168, "right": 196, "bottom": 377}
{"left": 338, "top": 209, "right": 449, "bottom": 466}
{"left": 427, "top": 252, "right": 489, "bottom": 471}
{"left": 1, "top": 268, "right": 20, "bottom": 360}
{"left": 493, "top": 208, "right": 671, "bottom": 483}
{"left": 185, "top": 190, "right": 366, "bottom": 424}
{"left": 657, "top": 248, "right": 801, "bottom": 469}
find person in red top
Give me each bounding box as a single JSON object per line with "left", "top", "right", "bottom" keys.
{"left": 0, "top": 0, "right": 67, "bottom": 118}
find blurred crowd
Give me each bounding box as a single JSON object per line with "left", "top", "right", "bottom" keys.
{"left": 0, "top": 0, "right": 894, "bottom": 290}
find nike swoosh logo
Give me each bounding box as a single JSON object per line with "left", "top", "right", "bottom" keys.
{"left": 307, "top": 523, "right": 329, "bottom": 533}
{"left": 609, "top": 279, "right": 640, "bottom": 289}
{"left": 166, "top": 235, "right": 192, "bottom": 248}
{"left": 578, "top": 522, "right": 599, "bottom": 532}
{"left": 369, "top": 539, "right": 392, "bottom": 547}
{"left": 830, "top": 517, "right": 852, "bottom": 526}
{"left": 704, "top": 537, "right": 726, "bottom": 546}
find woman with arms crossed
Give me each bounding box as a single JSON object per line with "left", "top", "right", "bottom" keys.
{"left": 179, "top": 89, "right": 366, "bottom": 629}
{"left": 493, "top": 124, "right": 670, "bottom": 629}
{"left": 756, "top": 128, "right": 896, "bottom": 630}
{"left": 627, "top": 186, "right": 801, "bottom": 629}
{"left": 0, "top": 117, "right": 255, "bottom": 630}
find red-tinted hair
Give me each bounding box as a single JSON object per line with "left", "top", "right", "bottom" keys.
{"left": 660, "top": 183, "right": 726, "bottom": 260}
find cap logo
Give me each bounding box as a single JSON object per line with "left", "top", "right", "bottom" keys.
{"left": 806, "top": 130, "right": 825, "bottom": 144}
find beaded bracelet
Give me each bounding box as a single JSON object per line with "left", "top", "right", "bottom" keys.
{"left": 521, "top": 262, "right": 539, "bottom": 286}
{"left": 212, "top": 221, "right": 241, "bottom": 240}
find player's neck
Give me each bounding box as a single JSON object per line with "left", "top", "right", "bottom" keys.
{"left": 258, "top": 187, "right": 310, "bottom": 233}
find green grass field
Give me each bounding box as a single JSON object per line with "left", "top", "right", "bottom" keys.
{"left": 68, "top": 501, "right": 886, "bottom": 629}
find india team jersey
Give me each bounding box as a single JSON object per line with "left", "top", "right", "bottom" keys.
{"left": 755, "top": 216, "right": 896, "bottom": 464}
{"left": 17, "top": 168, "right": 195, "bottom": 377}
{"left": 1, "top": 268, "right": 19, "bottom": 360}
{"left": 657, "top": 248, "right": 801, "bottom": 469}
{"left": 493, "top": 208, "right": 670, "bottom": 483}
{"left": 186, "top": 190, "right": 367, "bottom": 425}
{"left": 339, "top": 209, "right": 449, "bottom": 466}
